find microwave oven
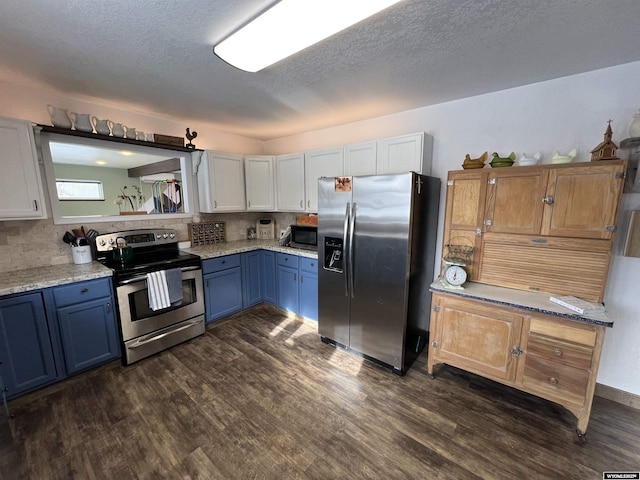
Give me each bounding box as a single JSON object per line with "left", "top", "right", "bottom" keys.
{"left": 289, "top": 225, "right": 317, "bottom": 250}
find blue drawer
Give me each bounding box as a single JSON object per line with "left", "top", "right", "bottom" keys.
{"left": 277, "top": 253, "right": 299, "bottom": 269}
{"left": 53, "top": 278, "right": 112, "bottom": 308}
{"left": 300, "top": 257, "right": 318, "bottom": 273}
{"left": 202, "top": 254, "right": 241, "bottom": 274}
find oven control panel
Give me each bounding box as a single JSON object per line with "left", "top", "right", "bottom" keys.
{"left": 95, "top": 229, "right": 177, "bottom": 252}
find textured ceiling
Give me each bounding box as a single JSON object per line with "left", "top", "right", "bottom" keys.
{"left": 1, "top": 0, "right": 640, "bottom": 141}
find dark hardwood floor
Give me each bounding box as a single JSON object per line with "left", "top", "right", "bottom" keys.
{"left": 1, "top": 304, "right": 639, "bottom": 480}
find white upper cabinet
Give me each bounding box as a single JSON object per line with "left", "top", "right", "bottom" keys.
{"left": 0, "top": 117, "right": 47, "bottom": 220}
{"left": 276, "top": 153, "right": 305, "bottom": 212}
{"left": 304, "top": 147, "right": 344, "bottom": 212}
{"left": 376, "top": 132, "right": 433, "bottom": 176}
{"left": 197, "top": 151, "right": 246, "bottom": 212}
{"left": 344, "top": 141, "right": 377, "bottom": 176}
{"left": 245, "top": 155, "right": 275, "bottom": 211}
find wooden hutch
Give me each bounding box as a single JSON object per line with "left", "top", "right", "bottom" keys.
{"left": 428, "top": 159, "right": 627, "bottom": 440}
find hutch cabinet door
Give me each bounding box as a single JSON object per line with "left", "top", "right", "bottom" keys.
{"left": 429, "top": 294, "right": 523, "bottom": 382}
{"left": 485, "top": 168, "right": 548, "bottom": 235}
{"left": 442, "top": 170, "right": 488, "bottom": 280}
{"left": 542, "top": 161, "right": 625, "bottom": 239}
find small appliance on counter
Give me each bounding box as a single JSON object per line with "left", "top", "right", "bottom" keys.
{"left": 289, "top": 224, "right": 318, "bottom": 251}
{"left": 257, "top": 218, "right": 275, "bottom": 239}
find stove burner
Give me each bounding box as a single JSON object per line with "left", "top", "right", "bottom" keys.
{"left": 95, "top": 228, "right": 201, "bottom": 282}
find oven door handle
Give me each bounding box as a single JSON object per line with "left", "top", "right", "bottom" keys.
{"left": 118, "top": 266, "right": 201, "bottom": 285}
{"left": 127, "top": 319, "right": 203, "bottom": 349}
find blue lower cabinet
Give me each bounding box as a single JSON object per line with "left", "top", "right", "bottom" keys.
{"left": 56, "top": 297, "right": 120, "bottom": 375}
{"left": 203, "top": 255, "right": 243, "bottom": 323}
{"left": 276, "top": 253, "right": 318, "bottom": 320}
{"left": 277, "top": 264, "right": 299, "bottom": 313}
{"left": 299, "top": 258, "right": 318, "bottom": 321}
{"left": 242, "top": 251, "right": 263, "bottom": 307}
{"left": 261, "top": 251, "right": 277, "bottom": 305}
{"left": 0, "top": 292, "right": 59, "bottom": 399}
{"left": 52, "top": 278, "right": 120, "bottom": 375}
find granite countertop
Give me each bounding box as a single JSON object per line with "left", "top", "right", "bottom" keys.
{"left": 0, "top": 262, "right": 113, "bottom": 296}
{"left": 430, "top": 280, "right": 613, "bottom": 328}
{"left": 184, "top": 239, "right": 318, "bottom": 260}
{"left": 0, "top": 240, "right": 318, "bottom": 297}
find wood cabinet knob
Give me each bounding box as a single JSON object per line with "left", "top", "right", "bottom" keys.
{"left": 554, "top": 348, "right": 563, "bottom": 356}
{"left": 549, "top": 377, "right": 558, "bottom": 385}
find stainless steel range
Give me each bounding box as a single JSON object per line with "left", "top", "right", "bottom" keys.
{"left": 95, "top": 229, "right": 205, "bottom": 365}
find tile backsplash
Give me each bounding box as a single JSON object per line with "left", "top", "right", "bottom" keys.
{"left": 0, "top": 212, "right": 297, "bottom": 273}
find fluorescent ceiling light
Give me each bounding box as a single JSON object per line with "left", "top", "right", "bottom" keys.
{"left": 214, "top": 0, "right": 403, "bottom": 72}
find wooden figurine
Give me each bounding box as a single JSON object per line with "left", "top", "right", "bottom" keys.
{"left": 590, "top": 120, "right": 619, "bottom": 161}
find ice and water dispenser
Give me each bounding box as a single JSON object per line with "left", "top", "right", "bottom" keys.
{"left": 323, "top": 237, "right": 343, "bottom": 273}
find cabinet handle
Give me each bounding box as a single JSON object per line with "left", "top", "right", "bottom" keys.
{"left": 248, "top": 200, "right": 251, "bottom": 207}
{"left": 301, "top": 275, "right": 304, "bottom": 283}
{"left": 310, "top": 263, "right": 314, "bottom": 267}
{"left": 554, "top": 348, "right": 563, "bottom": 356}
{"left": 431, "top": 341, "right": 438, "bottom": 348}
{"left": 300, "top": 200, "right": 303, "bottom": 208}
{"left": 222, "top": 260, "right": 226, "bottom": 264}
{"left": 511, "top": 346, "right": 523, "bottom": 356}
{"left": 106, "top": 303, "right": 112, "bottom": 313}
{"left": 284, "top": 258, "right": 288, "bottom": 262}
{"left": 214, "top": 200, "right": 217, "bottom": 208}
{"left": 542, "top": 195, "right": 554, "bottom": 205}
{"left": 549, "top": 377, "right": 558, "bottom": 385}
{"left": 81, "top": 288, "right": 89, "bottom": 293}
{"left": 294, "top": 273, "right": 297, "bottom": 281}
{"left": 33, "top": 200, "right": 39, "bottom": 211}
{"left": 307, "top": 200, "right": 311, "bottom": 208}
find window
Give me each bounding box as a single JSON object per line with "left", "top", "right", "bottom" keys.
{"left": 56, "top": 179, "right": 104, "bottom": 201}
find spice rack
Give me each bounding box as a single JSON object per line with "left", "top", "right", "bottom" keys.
{"left": 189, "top": 222, "right": 226, "bottom": 246}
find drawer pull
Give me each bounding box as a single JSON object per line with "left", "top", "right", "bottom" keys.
{"left": 431, "top": 341, "right": 438, "bottom": 348}
{"left": 554, "top": 348, "right": 563, "bottom": 356}
{"left": 549, "top": 377, "right": 558, "bottom": 385}
{"left": 81, "top": 288, "right": 89, "bottom": 293}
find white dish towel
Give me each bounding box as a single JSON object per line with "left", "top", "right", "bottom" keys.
{"left": 147, "top": 270, "right": 170, "bottom": 311}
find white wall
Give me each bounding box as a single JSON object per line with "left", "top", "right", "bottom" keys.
{"left": 264, "top": 61, "right": 640, "bottom": 396}
{"left": 0, "top": 80, "right": 263, "bottom": 155}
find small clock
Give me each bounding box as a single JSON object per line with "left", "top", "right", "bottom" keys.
{"left": 444, "top": 264, "right": 467, "bottom": 288}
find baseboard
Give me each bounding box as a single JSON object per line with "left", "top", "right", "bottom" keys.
{"left": 595, "top": 383, "right": 640, "bottom": 410}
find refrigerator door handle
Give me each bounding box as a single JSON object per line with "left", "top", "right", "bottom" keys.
{"left": 348, "top": 202, "right": 356, "bottom": 298}
{"left": 343, "top": 202, "right": 350, "bottom": 297}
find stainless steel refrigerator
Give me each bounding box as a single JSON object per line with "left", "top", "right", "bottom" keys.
{"left": 318, "top": 172, "right": 440, "bottom": 375}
